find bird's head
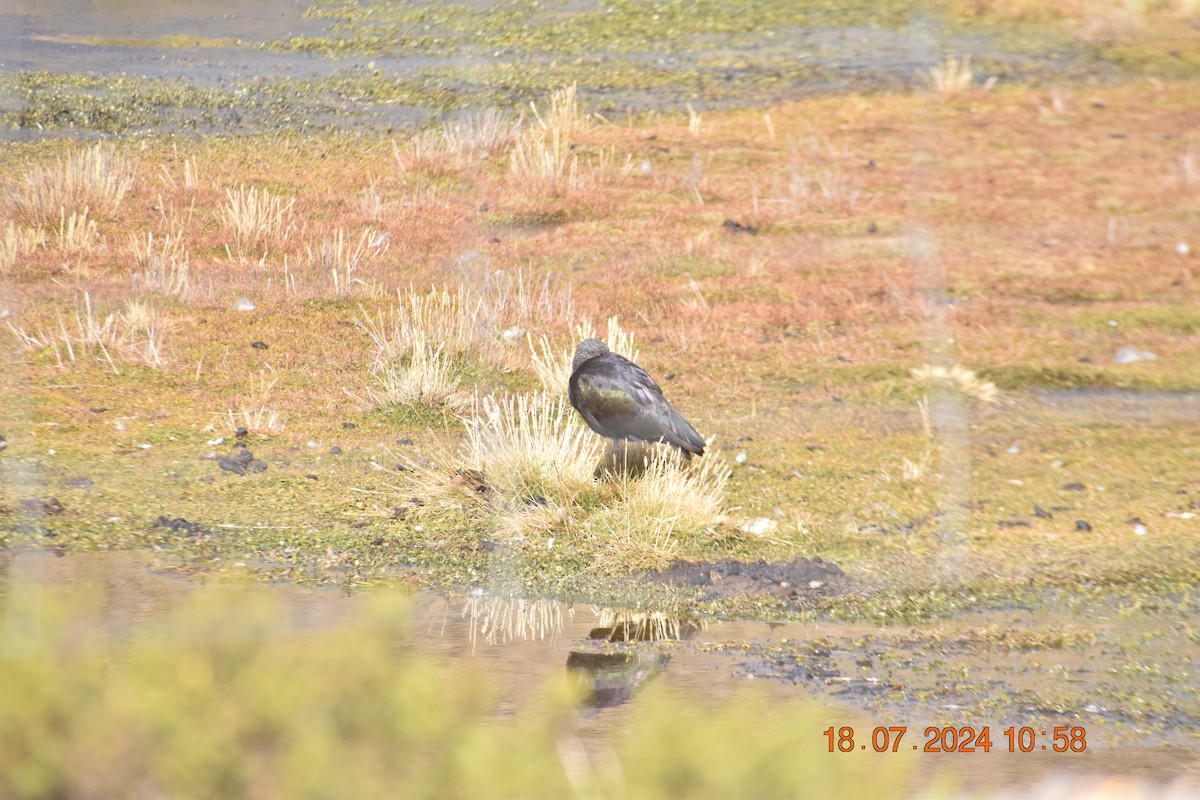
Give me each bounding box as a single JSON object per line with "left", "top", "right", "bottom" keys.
{"left": 571, "top": 338, "right": 610, "bottom": 373}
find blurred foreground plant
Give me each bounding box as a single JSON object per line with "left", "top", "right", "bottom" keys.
{"left": 0, "top": 573, "right": 912, "bottom": 798}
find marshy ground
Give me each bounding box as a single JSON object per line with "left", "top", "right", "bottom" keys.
{"left": 2, "top": 0, "right": 1200, "bottom": 796}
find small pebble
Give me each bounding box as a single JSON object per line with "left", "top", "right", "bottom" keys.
{"left": 245, "top": 460, "right": 268, "bottom": 473}
{"left": 396, "top": 437, "right": 414, "bottom": 446}
{"left": 735, "top": 451, "right": 748, "bottom": 464}
{"left": 234, "top": 297, "right": 255, "bottom": 311}
{"left": 233, "top": 449, "right": 254, "bottom": 465}
{"left": 1033, "top": 505, "right": 1052, "bottom": 519}
{"left": 341, "top": 422, "right": 357, "bottom": 429}
{"left": 235, "top": 427, "right": 248, "bottom": 438}
{"left": 1177, "top": 242, "right": 1190, "bottom": 255}
{"left": 1062, "top": 482, "right": 1086, "bottom": 492}
{"left": 1075, "top": 520, "right": 1092, "bottom": 532}
{"left": 251, "top": 341, "right": 269, "bottom": 350}
{"left": 63, "top": 476, "right": 94, "bottom": 489}
{"left": 1006, "top": 443, "right": 1020, "bottom": 454}
{"left": 330, "top": 446, "right": 343, "bottom": 455}
{"left": 208, "top": 436, "right": 225, "bottom": 446}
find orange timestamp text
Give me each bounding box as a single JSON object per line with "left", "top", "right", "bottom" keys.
{"left": 822, "top": 725, "right": 1087, "bottom": 753}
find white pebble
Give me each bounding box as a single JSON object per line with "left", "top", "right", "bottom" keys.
{"left": 1177, "top": 241, "right": 1190, "bottom": 255}
{"left": 1132, "top": 524, "right": 1147, "bottom": 536}
{"left": 208, "top": 436, "right": 225, "bottom": 446}
{"left": 735, "top": 450, "right": 748, "bottom": 464}
{"left": 234, "top": 297, "right": 255, "bottom": 311}
{"left": 740, "top": 517, "right": 777, "bottom": 536}
{"left": 1114, "top": 346, "right": 1157, "bottom": 364}
{"left": 1006, "top": 443, "right": 1020, "bottom": 454}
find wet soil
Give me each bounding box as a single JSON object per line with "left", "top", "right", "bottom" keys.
{"left": 645, "top": 555, "right": 851, "bottom": 604}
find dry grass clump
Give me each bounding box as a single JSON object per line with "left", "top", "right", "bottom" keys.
{"left": 53, "top": 207, "right": 103, "bottom": 254}
{"left": 365, "top": 338, "right": 466, "bottom": 412}
{"left": 129, "top": 232, "right": 190, "bottom": 296}
{"left": 222, "top": 373, "right": 286, "bottom": 435}
{"left": 586, "top": 447, "right": 729, "bottom": 558}
{"left": 461, "top": 392, "right": 603, "bottom": 503}
{"left": 307, "top": 227, "right": 385, "bottom": 298}
{"left": 911, "top": 364, "right": 1000, "bottom": 403}
{"left": 220, "top": 184, "right": 295, "bottom": 257}
{"left": 360, "top": 273, "right": 572, "bottom": 371}
{"left": 393, "top": 108, "right": 517, "bottom": 174}
{"left": 923, "top": 55, "right": 975, "bottom": 96}
{"left": 509, "top": 84, "right": 604, "bottom": 196}
{"left": 1, "top": 222, "right": 44, "bottom": 273}
{"left": 8, "top": 143, "right": 135, "bottom": 225}
{"left": 406, "top": 389, "right": 728, "bottom": 570}
{"left": 529, "top": 316, "right": 638, "bottom": 393}
{"left": 7, "top": 293, "right": 169, "bottom": 371}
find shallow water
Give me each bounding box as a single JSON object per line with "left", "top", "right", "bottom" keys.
{"left": 0, "top": 0, "right": 1109, "bottom": 138}
{"left": 3, "top": 549, "right": 1196, "bottom": 794}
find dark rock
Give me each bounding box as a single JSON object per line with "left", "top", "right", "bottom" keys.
{"left": 1062, "top": 482, "right": 1086, "bottom": 492}
{"left": 396, "top": 437, "right": 414, "bottom": 446}
{"left": 722, "top": 218, "right": 758, "bottom": 235}
{"left": 218, "top": 458, "right": 246, "bottom": 475}
{"left": 350, "top": 521, "right": 368, "bottom": 529}
{"left": 329, "top": 446, "right": 343, "bottom": 455}
{"left": 90, "top": 407, "right": 107, "bottom": 413}
{"left": 232, "top": 449, "right": 254, "bottom": 465}
{"left": 1077, "top": 356, "right": 1094, "bottom": 364}
{"left": 251, "top": 341, "right": 269, "bottom": 350}
{"left": 867, "top": 222, "right": 878, "bottom": 234}
{"left": 306, "top": 474, "right": 318, "bottom": 480}
{"left": 235, "top": 427, "right": 248, "bottom": 438}
{"left": 63, "top": 476, "right": 94, "bottom": 489}
{"left": 1033, "top": 505, "right": 1052, "bottom": 519}
{"left": 390, "top": 507, "right": 408, "bottom": 520}
{"left": 835, "top": 355, "right": 851, "bottom": 362}
{"left": 20, "top": 498, "right": 64, "bottom": 516}
{"left": 245, "top": 459, "right": 268, "bottom": 473}
{"left": 341, "top": 422, "right": 356, "bottom": 429}
{"left": 155, "top": 516, "right": 210, "bottom": 537}
{"left": 372, "top": 536, "right": 386, "bottom": 546}
{"left": 1075, "top": 520, "right": 1093, "bottom": 532}
{"left": 998, "top": 518, "right": 1031, "bottom": 528}
{"left": 0, "top": 434, "right": 6, "bottom": 451}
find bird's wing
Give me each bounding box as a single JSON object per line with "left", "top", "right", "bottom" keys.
{"left": 570, "top": 355, "right": 705, "bottom": 455}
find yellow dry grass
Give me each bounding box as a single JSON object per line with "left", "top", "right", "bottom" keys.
{"left": 8, "top": 143, "right": 135, "bottom": 224}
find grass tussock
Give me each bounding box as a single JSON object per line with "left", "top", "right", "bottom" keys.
{"left": 360, "top": 273, "right": 573, "bottom": 371}
{"left": 7, "top": 294, "right": 170, "bottom": 371}
{"left": 8, "top": 143, "right": 135, "bottom": 225}
{"left": 923, "top": 55, "right": 976, "bottom": 96}
{"left": 307, "top": 227, "right": 385, "bottom": 298}
{"left": 393, "top": 108, "right": 517, "bottom": 174}
{"left": 222, "top": 373, "right": 286, "bottom": 435}
{"left": 129, "top": 231, "right": 190, "bottom": 296}
{"left": 509, "top": 84, "right": 610, "bottom": 196}
{"left": 1, "top": 222, "right": 44, "bottom": 274}
{"left": 53, "top": 207, "right": 103, "bottom": 254}
{"left": 409, "top": 390, "right": 728, "bottom": 571}
{"left": 220, "top": 184, "right": 295, "bottom": 257}
{"left": 365, "top": 338, "right": 466, "bottom": 412}
{"left": 911, "top": 364, "right": 1000, "bottom": 403}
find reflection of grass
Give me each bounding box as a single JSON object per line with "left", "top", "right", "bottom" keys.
{"left": 0, "top": 578, "right": 911, "bottom": 797}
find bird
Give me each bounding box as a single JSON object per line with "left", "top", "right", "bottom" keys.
{"left": 568, "top": 338, "right": 705, "bottom": 460}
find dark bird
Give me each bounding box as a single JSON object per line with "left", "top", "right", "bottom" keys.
{"left": 568, "top": 338, "right": 705, "bottom": 459}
